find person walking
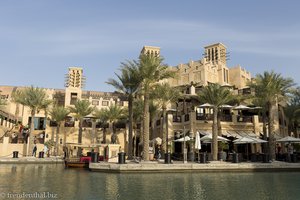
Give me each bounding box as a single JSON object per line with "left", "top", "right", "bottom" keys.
{"left": 43, "top": 145, "right": 48, "bottom": 157}
{"left": 32, "top": 143, "right": 37, "bottom": 157}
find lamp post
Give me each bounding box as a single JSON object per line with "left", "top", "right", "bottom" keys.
{"left": 183, "top": 126, "right": 187, "bottom": 163}
{"left": 165, "top": 109, "right": 176, "bottom": 164}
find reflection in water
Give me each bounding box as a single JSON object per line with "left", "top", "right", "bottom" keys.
{"left": 0, "top": 164, "right": 300, "bottom": 200}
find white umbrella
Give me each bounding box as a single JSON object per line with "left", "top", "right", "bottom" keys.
{"left": 233, "top": 137, "right": 255, "bottom": 160}
{"left": 199, "top": 103, "right": 214, "bottom": 108}
{"left": 276, "top": 136, "right": 300, "bottom": 143}
{"left": 195, "top": 131, "right": 201, "bottom": 162}
{"left": 233, "top": 105, "right": 250, "bottom": 110}
{"left": 201, "top": 134, "right": 229, "bottom": 143}
{"left": 251, "top": 137, "right": 268, "bottom": 144}
{"left": 195, "top": 132, "right": 201, "bottom": 150}
{"left": 174, "top": 136, "right": 191, "bottom": 142}
{"left": 233, "top": 136, "right": 256, "bottom": 144}
{"left": 220, "top": 104, "right": 233, "bottom": 109}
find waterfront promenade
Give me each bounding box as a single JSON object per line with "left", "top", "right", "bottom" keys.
{"left": 1, "top": 156, "right": 300, "bottom": 173}
{"left": 0, "top": 156, "right": 64, "bottom": 164}
{"left": 89, "top": 160, "right": 300, "bottom": 173}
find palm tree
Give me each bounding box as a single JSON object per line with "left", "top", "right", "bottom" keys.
{"left": 68, "top": 100, "right": 94, "bottom": 156}
{"left": 132, "top": 98, "right": 144, "bottom": 157}
{"left": 249, "top": 71, "right": 295, "bottom": 160}
{"left": 106, "top": 61, "right": 142, "bottom": 159}
{"left": 93, "top": 108, "right": 109, "bottom": 144}
{"left": 138, "top": 54, "right": 175, "bottom": 161}
{"left": 284, "top": 87, "right": 300, "bottom": 137}
{"left": 49, "top": 105, "right": 70, "bottom": 156}
{"left": 197, "top": 83, "right": 233, "bottom": 160}
{"left": 152, "top": 83, "right": 180, "bottom": 156}
{"left": 104, "top": 104, "right": 126, "bottom": 144}
{"left": 11, "top": 86, "right": 49, "bottom": 156}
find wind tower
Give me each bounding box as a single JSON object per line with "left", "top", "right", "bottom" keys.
{"left": 140, "top": 46, "right": 160, "bottom": 57}
{"left": 204, "top": 43, "right": 228, "bottom": 65}
{"left": 64, "top": 67, "right": 86, "bottom": 106}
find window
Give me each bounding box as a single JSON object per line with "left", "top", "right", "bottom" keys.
{"left": 70, "top": 93, "right": 77, "bottom": 105}
{"left": 28, "top": 117, "right": 46, "bottom": 130}
{"left": 117, "top": 101, "right": 124, "bottom": 106}
{"left": 102, "top": 101, "right": 109, "bottom": 106}
{"left": 64, "top": 117, "right": 75, "bottom": 127}
{"left": 92, "top": 100, "right": 99, "bottom": 106}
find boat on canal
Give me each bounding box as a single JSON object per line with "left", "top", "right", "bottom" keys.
{"left": 64, "top": 143, "right": 104, "bottom": 169}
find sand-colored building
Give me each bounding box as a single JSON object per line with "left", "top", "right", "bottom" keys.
{"left": 0, "top": 43, "right": 289, "bottom": 160}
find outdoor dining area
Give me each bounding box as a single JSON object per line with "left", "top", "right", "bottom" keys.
{"left": 172, "top": 130, "right": 300, "bottom": 164}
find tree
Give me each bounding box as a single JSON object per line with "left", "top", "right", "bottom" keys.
{"left": 197, "top": 83, "right": 233, "bottom": 161}
{"left": 11, "top": 86, "right": 49, "bottom": 156}
{"left": 49, "top": 105, "right": 70, "bottom": 156}
{"left": 284, "top": 87, "right": 300, "bottom": 138}
{"left": 138, "top": 54, "right": 175, "bottom": 161}
{"left": 106, "top": 61, "right": 142, "bottom": 159}
{"left": 68, "top": 100, "right": 94, "bottom": 156}
{"left": 104, "top": 104, "right": 126, "bottom": 144}
{"left": 93, "top": 108, "right": 109, "bottom": 144}
{"left": 152, "top": 83, "right": 180, "bottom": 156}
{"left": 249, "top": 71, "right": 295, "bottom": 160}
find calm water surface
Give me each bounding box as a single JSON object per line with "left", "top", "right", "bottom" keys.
{"left": 0, "top": 164, "right": 300, "bottom": 200}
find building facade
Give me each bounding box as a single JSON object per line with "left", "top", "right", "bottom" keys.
{"left": 0, "top": 43, "right": 289, "bottom": 159}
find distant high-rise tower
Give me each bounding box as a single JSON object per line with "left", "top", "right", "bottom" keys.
{"left": 140, "top": 46, "right": 160, "bottom": 57}
{"left": 204, "top": 43, "right": 227, "bottom": 65}
{"left": 64, "top": 67, "right": 85, "bottom": 106}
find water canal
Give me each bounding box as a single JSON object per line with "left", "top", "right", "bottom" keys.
{"left": 0, "top": 164, "right": 299, "bottom": 200}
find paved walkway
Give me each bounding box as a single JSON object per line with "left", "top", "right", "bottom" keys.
{"left": 0, "top": 156, "right": 64, "bottom": 164}
{"left": 89, "top": 160, "right": 300, "bottom": 173}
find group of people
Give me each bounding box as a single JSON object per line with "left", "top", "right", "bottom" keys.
{"left": 32, "top": 142, "right": 48, "bottom": 157}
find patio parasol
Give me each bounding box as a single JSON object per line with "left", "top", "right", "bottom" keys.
{"left": 233, "top": 105, "right": 251, "bottom": 110}
{"left": 174, "top": 136, "right": 191, "bottom": 142}
{"left": 199, "top": 103, "right": 214, "bottom": 108}
{"left": 194, "top": 131, "right": 201, "bottom": 162}
{"left": 200, "top": 134, "right": 229, "bottom": 143}
{"left": 233, "top": 136, "right": 267, "bottom": 160}
{"left": 276, "top": 136, "right": 300, "bottom": 143}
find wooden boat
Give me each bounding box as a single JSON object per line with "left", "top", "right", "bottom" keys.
{"left": 64, "top": 143, "right": 104, "bottom": 169}
{"left": 64, "top": 157, "right": 91, "bottom": 169}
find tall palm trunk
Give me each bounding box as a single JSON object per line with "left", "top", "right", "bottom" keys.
{"left": 63, "top": 128, "right": 67, "bottom": 146}
{"left": 212, "top": 107, "right": 218, "bottom": 160}
{"left": 217, "top": 110, "right": 222, "bottom": 136}
{"left": 268, "top": 102, "right": 275, "bottom": 161}
{"left": 55, "top": 123, "right": 60, "bottom": 156}
{"left": 102, "top": 127, "right": 107, "bottom": 144}
{"left": 78, "top": 119, "right": 83, "bottom": 156}
{"left": 128, "top": 95, "right": 134, "bottom": 159}
{"left": 162, "top": 107, "right": 167, "bottom": 156}
{"left": 143, "top": 91, "right": 150, "bottom": 161}
{"left": 28, "top": 110, "right": 36, "bottom": 156}
{"left": 262, "top": 111, "right": 268, "bottom": 154}
{"left": 91, "top": 119, "right": 96, "bottom": 144}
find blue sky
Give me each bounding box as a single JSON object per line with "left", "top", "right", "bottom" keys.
{"left": 0, "top": 0, "right": 299, "bottom": 92}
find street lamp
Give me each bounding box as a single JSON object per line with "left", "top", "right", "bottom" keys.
{"left": 183, "top": 126, "right": 187, "bottom": 164}
{"left": 165, "top": 109, "right": 177, "bottom": 164}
